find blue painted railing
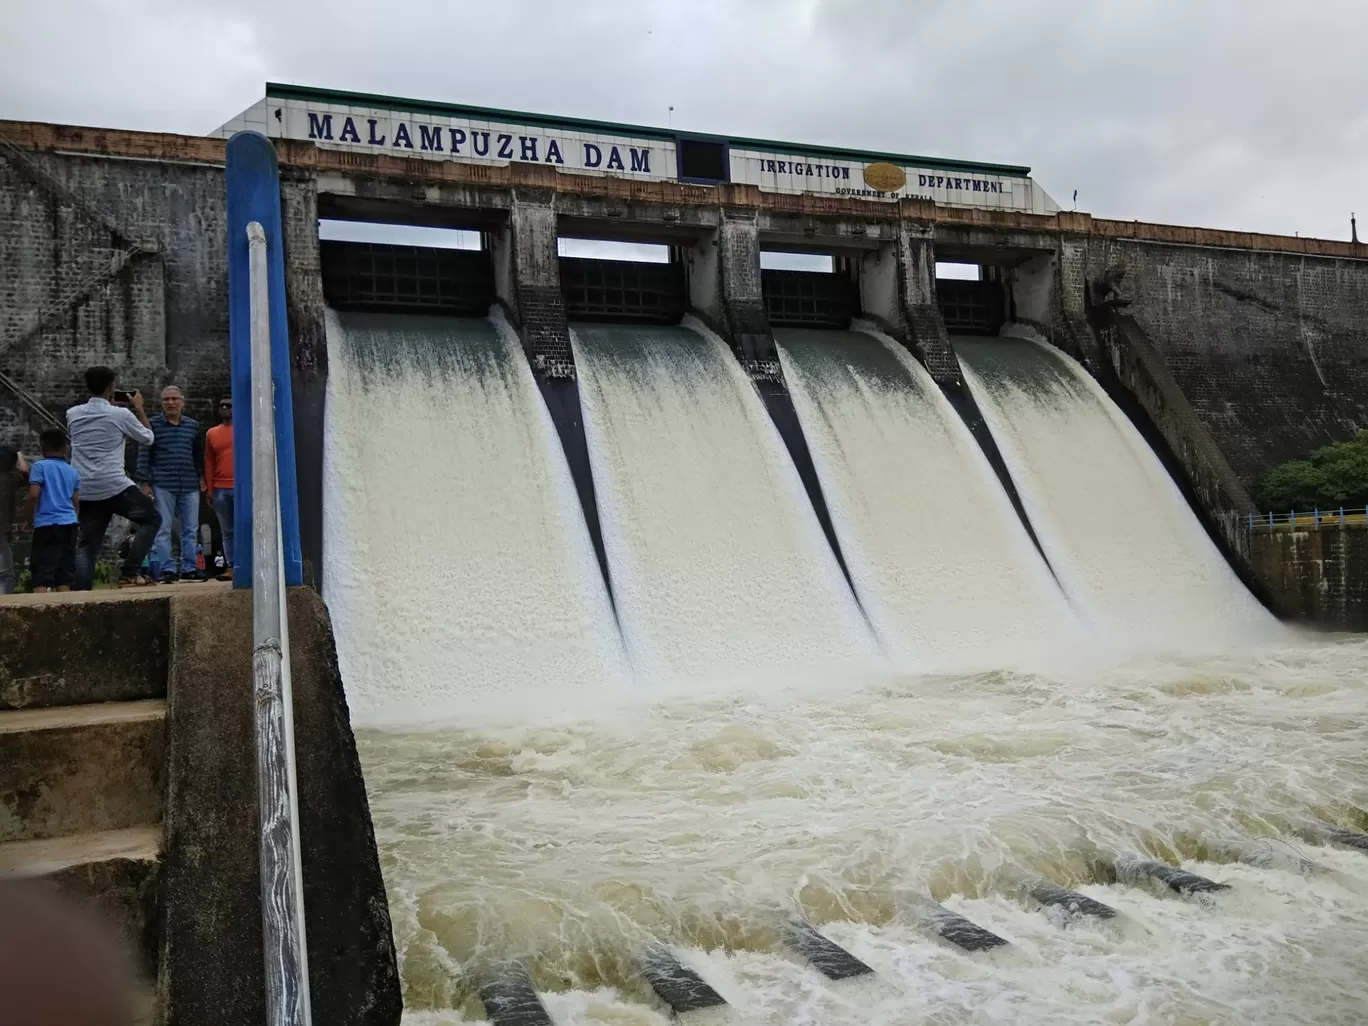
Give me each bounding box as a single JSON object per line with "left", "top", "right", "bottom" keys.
{"left": 1247, "top": 507, "right": 1368, "bottom": 529}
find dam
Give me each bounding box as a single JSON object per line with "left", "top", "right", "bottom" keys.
{"left": 2, "top": 85, "right": 1368, "bottom": 1025}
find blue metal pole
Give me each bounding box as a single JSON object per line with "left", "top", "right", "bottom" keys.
{"left": 225, "top": 132, "right": 303, "bottom": 588}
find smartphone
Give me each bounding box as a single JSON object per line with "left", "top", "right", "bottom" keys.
{"left": 113, "top": 389, "right": 136, "bottom": 403}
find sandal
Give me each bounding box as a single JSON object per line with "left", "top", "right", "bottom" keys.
{"left": 117, "top": 575, "right": 153, "bottom": 588}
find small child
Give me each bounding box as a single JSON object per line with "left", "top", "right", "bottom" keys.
{"left": 24, "top": 428, "right": 81, "bottom": 593}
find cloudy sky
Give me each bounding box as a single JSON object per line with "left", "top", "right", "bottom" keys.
{"left": 5, "top": 0, "right": 1365, "bottom": 241}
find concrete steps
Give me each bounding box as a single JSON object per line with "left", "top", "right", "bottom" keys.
{"left": 0, "top": 826, "right": 161, "bottom": 969}
{"left": 0, "top": 595, "right": 170, "bottom": 987}
{"left": 0, "top": 698, "right": 166, "bottom": 843}
{"left": 0, "top": 587, "right": 402, "bottom": 1026}
{"left": 0, "top": 593, "right": 169, "bottom": 710}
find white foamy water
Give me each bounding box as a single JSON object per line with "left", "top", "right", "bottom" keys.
{"left": 362, "top": 637, "right": 1368, "bottom": 1025}
{"left": 571, "top": 321, "right": 877, "bottom": 682}
{"left": 776, "top": 327, "right": 1083, "bottom": 670}
{"left": 323, "top": 317, "right": 1364, "bottom": 1023}
{"left": 322, "top": 309, "right": 627, "bottom": 726}
{"left": 955, "top": 334, "right": 1279, "bottom": 653}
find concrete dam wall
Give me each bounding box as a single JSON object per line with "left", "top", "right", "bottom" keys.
{"left": 2, "top": 117, "right": 1368, "bottom": 622}
{"left": 0, "top": 135, "right": 232, "bottom": 433}
{"left": 1059, "top": 232, "right": 1368, "bottom": 491}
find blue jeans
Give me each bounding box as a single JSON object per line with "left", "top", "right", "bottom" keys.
{"left": 153, "top": 487, "right": 200, "bottom": 575}
{"left": 211, "top": 488, "right": 234, "bottom": 567}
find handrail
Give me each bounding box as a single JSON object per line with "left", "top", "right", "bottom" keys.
{"left": 1245, "top": 506, "right": 1368, "bottom": 530}
{"left": 247, "top": 220, "right": 313, "bottom": 1026}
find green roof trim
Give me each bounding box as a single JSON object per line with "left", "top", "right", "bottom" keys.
{"left": 264, "top": 83, "right": 1033, "bottom": 177}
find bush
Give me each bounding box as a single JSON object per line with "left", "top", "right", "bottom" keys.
{"left": 1257, "top": 430, "right": 1368, "bottom": 511}
{"left": 13, "top": 561, "right": 114, "bottom": 592}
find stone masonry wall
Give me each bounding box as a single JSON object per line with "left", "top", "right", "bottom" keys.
{"left": 1249, "top": 524, "right": 1368, "bottom": 631}
{"left": 1070, "top": 237, "right": 1368, "bottom": 490}
{"left": 0, "top": 148, "right": 229, "bottom": 451}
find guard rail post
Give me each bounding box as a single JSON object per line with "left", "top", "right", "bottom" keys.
{"left": 248, "top": 219, "right": 313, "bottom": 1026}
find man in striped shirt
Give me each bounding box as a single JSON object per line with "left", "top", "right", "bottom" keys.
{"left": 136, "top": 386, "right": 205, "bottom": 582}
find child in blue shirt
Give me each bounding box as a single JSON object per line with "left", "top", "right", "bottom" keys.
{"left": 24, "top": 428, "right": 81, "bottom": 593}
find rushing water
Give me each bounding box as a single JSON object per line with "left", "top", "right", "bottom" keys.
{"left": 323, "top": 310, "right": 627, "bottom": 726}
{"left": 572, "top": 321, "right": 876, "bottom": 683}
{"left": 775, "top": 327, "right": 1081, "bottom": 671}
{"left": 362, "top": 638, "right": 1368, "bottom": 1025}
{"left": 324, "top": 315, "right": 1367, "bottom": 1023}
{"left": 955, "top": 335, "right": 1277, "bottom": 653}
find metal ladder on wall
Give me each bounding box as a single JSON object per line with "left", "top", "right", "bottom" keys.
{"left": 0, "top": 134, "right": 160, "bottom": 428}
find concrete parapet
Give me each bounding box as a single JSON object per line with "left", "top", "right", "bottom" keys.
{"left": 9, "top": 118, "right": 1368, "bottom": 262}
{"left": 159, "top": 586, "right": 400, "bottom": 1026}
{"left": 0, "top": 585, "right": 399, "bottom": 1020}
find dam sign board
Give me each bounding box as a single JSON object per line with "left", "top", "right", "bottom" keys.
{"left": 216, "top": 86, "right": 1059, "bottom": 215}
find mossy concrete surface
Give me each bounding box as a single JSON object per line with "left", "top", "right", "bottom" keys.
{"left": 159, "top": 587, "right": 401, "bottom": 1026}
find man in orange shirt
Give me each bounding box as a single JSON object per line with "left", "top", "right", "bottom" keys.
{"left": 202, "top": 396, "right": 234, "bottom": 582}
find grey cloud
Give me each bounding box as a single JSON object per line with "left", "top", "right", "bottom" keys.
{"left": 2, "top": 0, "right": 1364, "bottom": 238}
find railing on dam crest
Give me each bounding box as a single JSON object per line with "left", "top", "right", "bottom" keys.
{"left": 1247, "top": 507, "right": 1368, "bottom": 530}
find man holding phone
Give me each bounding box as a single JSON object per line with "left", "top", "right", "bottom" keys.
{"left": 66, "top": 366, "right": 158, "bottom": 588}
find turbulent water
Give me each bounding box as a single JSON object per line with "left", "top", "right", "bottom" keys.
{"left": 955, "top": 335, "right": 1277, "bottom": 653}
{"left": 322, "top": 310, "right": 627, "bottom": 725}
{"left": 572, "top": 321, "right": 877, "bottom": 683}
{"left": 363, "top": 639, "right": 1368, "bottom": 1026}
{"left": 323, "top": 316, "right": 1367, "bottom": 1024}
{"left": 775, "top": 327, "right": 1081, "bottom": 670}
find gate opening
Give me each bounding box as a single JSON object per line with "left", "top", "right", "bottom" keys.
{"left": 761, "top": 251, "right": 858, "bottom": 329}
{"left": 557, "top": 237, "right": 685, "bottom": 324}
{"left": 318, "top": 220, "right": 494, "bottom": 315}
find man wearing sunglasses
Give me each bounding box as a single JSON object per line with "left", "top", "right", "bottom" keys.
{"left": 203, "top": 396, "right": 234, "bottom": 582}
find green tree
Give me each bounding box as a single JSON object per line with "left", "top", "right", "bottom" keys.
{"left": 1257, "top": 430, "right": 1368, "bottom": 511}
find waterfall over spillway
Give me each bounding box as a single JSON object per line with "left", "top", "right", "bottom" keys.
{"left": 318, "top": 312, "right": 1366, "bottom": 1026}
{"left": 955, "top": 334, "right": 1278, "bottom": 650}
{"left": 775, "top": 327, "right": 1083, "bottom": 669}
{"left": 322, "top": 309, "right": 628, "bottom": 727}
{"left": 572, "top": 322, "right": 879, "bottom": 683}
